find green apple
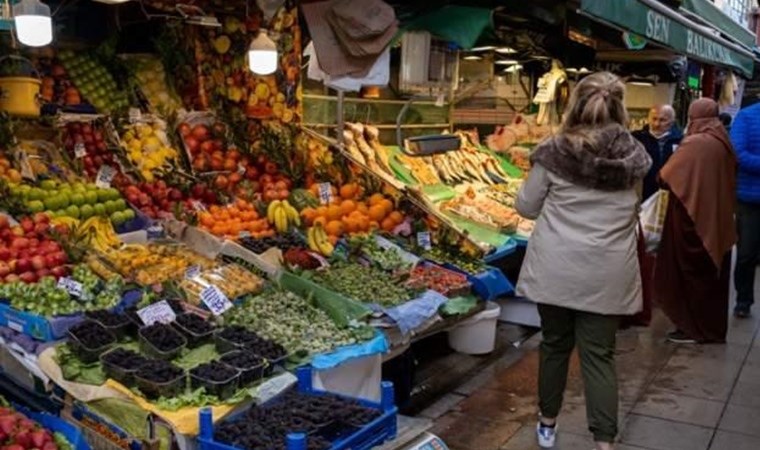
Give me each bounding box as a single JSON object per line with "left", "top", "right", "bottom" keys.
{"left": 110, "top": 211, "right": 127, "bottom": 226}
{"left": 70, "top": 193, "right": 85, "bottom": 206}
{"left": 84, "top": 191, "right": 98, "bottom": 204}
{"left": 80, "top": 204, "right": 94, "bottom": 219}
{"left": 105, "top": 200, "right": 118, "bottom": 215}
{"left": 65, "top": 205, "right": 80, "bottom": 219}
{"left": 27, "top": 200, "right": 44, "bottom": 213}
{"left": 93, "top": 203, "right": 106, "bottom": 217}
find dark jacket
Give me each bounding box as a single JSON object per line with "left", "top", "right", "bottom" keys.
{"left": 632, "top": 124, "right": 683, "bottom": 199}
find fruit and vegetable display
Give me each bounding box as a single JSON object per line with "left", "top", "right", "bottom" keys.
{"left": 134, "top": 359, "right": 185, "bottom": 400}
{"left": 0, "top": 213, "right": 68, "bottom": 284}
{"left": 178, "top": 264, "right": 265, "bottom": 305}
{"left": 213, "top": 390, "right": 382, "bottom": 450}
{"left": 126, "top": 54, "right": 182, "bottom": 114}
{"left": 422, "top": 247, "right": 487, "bottom": 274}
{"left": 139, "top": 323, "right": 186, "bottom": 356}
{"left": 190, "top": 360, "right": 239, "bottom": 400}
{"left": 0, "top": 156, "right": 22, "bottom": 184}
{"left": 198, "top": 200, "right": 273, "bottom": 240}
{"left": 120, "top": 119, "right": 181, "bottom": 182}
{"left": 68, "top": 320, "right": 116, "bottom": 361}
{"left": 406, "top": 264, "right": 471, "bottom": 297}
{"left": 304, "top": 262, "right": 416, "bottom": 307}
{"left": 225, "top": 290, "right": 368, "bottom": 356}
{"left": 57, "top": 51, "right": 130, "bottom": 113}
{"left": 58, "top": 119, "right": 120, "bottom": 179}
{"left": 96, "top": 243, "right": 215, "bottom": 285}
{"left": 215, "top": 325, "right": 287, "bottom": 363}
{"left": 0, "top": 401, "right": 75, "bottom": 450}
{"left": 239, "top": 232, "right": 304, "bottom": 255}
{"left": 115, "top": 179, "right": 218, "bottom": 220}
{"left": 35, "top": 51, "right": 82, "bottom": 107}
{"left": 300, "top": 187, "right": 406, "bottom": 237}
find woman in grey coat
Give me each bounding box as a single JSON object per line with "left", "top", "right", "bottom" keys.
{"left": 516, "top": 72, "right": 651, "bottom": 450}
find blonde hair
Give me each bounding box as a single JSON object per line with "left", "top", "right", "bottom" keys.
{"left": 561, "top": 72, "right": 628, "bottom": 133}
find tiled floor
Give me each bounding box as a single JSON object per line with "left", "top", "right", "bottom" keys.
{"left": 421, "top": 273, "right": 760, "bottom": 449}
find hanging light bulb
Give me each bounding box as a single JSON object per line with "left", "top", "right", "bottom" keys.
{"left": 13, "top": 0, "right": 53, "bottom": 47}
{"left": 248, "top": 29, "right": 278, "bottom": 75}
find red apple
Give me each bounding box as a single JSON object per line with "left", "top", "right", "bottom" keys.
{"left": 20, "top": 219, "right": 34, "bottom": 234}
{"left": 191, "top": 124, "right": 209, "bottom": 141}
{"left": 4, "top": 273, "right": 19, "bottom": 283}
{"left": 16, "top": 258, "right": 31, "bottom": 273}
{"left": 52, "top": 251, "right": 67, "bottom": 266}
{"left": 31, "top": 255, "right": 46, "bottom": 271}
{"left": 0, "top": 248, "right": 10, "bottom": 261}
{"left": 19, "top": 271, "right": 37, "bottom": 284}
{"left": 32, "top": 213, "right": 50, "bottom": 224}
{"left": 10, "top": 238, "right": 29, "bottom": 250}
{"left": 0, "top": 262, "right": 10, "bottom": 278}
{"left": 50, "top": 266, "right": 67, "bottom": 278}
{"left": 44, "top": 254, "right": 58, "bottom": 269}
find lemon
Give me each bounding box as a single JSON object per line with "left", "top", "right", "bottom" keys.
{"left": 255, "top": 83, "right": 270, "bottom": 101}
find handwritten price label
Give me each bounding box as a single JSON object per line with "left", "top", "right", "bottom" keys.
{"left": 147, "top": 224, "right": 164, "bottom": 239}
{"left": 137, "top": 300, "right": 177, "bottom": 326}
{"left": 57, "top": 277, "right": 84, "bottom": 298}
{"left": 200, "top": 285, "right": 233, "bottom": 316}
{"left": 74, "top": 143, "right": 86, "bottom": 158}
{"left": 417, "top": 232, "right": 432, "bottom": 250}
{"left": 318, "top": 183, "right": 332, "bottom": 205}
{"left": 184, "top": 265, "right": 201, "bottom": 280}
{"left": 128, "top": 108, "right": 142, "bottom": 124}
{"left": 95, "top": 165, "right": 116, "bottom": 189}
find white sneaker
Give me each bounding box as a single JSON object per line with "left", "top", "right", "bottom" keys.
{"left": 536, "top": 421, "right": 557, "bottom": 448}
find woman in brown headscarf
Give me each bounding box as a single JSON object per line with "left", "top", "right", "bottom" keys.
{"left": 655, "top": 98, "right": 737, "bottom": 344}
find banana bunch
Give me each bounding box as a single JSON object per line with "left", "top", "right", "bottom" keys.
{"left": 307, "top": 223, "right": 334, "bottom": 256}
{"left": 267, "top": 199, "right": 301, "bottom": 233}
{"left": 77, "top": 216, "right": 121, "bottom": 252}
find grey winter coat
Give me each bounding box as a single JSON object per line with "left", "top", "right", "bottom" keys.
{"left": 515, "top": 125, "right": 652, "bottom": 315}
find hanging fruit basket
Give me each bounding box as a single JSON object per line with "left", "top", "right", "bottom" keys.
{"left": 0, "top": 55, "right": 42, "bottom": 117}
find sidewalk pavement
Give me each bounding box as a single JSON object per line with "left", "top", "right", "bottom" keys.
{"left": 419, "top": 286, "right": 760, "bottom": 449}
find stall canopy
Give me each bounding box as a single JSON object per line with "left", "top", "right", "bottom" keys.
{"left": 580, "top": 0, "right": 755, "bottom": 77}
{"left": 680, "top": 0, "right": 756, "bottom": 50}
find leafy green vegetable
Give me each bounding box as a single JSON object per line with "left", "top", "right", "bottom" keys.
{"left": 54, "top": 432, "right": 74, "bottom": 450}
{"left": 55, "top": 344, "right": 107, "bottom": 386}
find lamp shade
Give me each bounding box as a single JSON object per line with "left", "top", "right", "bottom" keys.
{"left": 248, "top": 29, "right": 278, "bottom": 75}
{"left": 13, "top": 0, "right": 53, "bottom": 47}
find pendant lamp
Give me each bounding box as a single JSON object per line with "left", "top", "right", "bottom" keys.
{"left": 248, "top": 29, "right": 278, "bottom": 75}
{"left": 13, "top": 0, "right": 53, "bottom": 47}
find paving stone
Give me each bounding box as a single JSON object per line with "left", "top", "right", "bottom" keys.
{"left": 728, "top": 380, "right": 760, "bottom": 409}
{"left": 436, "top": 415, "right": 522, "bottom": 450}
{"left": 418, "top": 393, "right": 465, "bottom": 420}
{"left": 718, "top": 403, "right": 760, "bottom": 438}
{"left": 632, "top": 389, "right": 724, "bottom": 428}
{"left": 709, "top": 431, "right": 760, "bottom": 450}
{"left": 619, "top": 414, "right": 712, "bottom": 450}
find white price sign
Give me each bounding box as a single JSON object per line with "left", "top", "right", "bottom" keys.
{"left": 128, "top": 108, "right": 142, "bottom": 123}
{"left": 417, "top": 231, "right": 432, "bottom": 250}
{"left": 95, "top": 165, "right": 116, "bottom": 188}
{"left": 137, "top": 300, "right": 177, "bottom": 326}
{"left": 200, "top": 285, "right": 233, "bottom": 316}
{"left": 318, "top": 183, "right": 332, "bottom": 205}
{"left": 74, "top": 143, "right": 87, "bottom": 158}
{"left": 57, "top": 277, "right": 84, "bottom": 298}
{"left": 191, "top": 200, "right": 207, "bottom": 212}
{"left": 184, "top": 265, "right": 201, "bottom": 280}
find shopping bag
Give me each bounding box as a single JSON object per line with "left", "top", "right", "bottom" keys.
{"left": 639, "top": 189, "right": 669, "bottom": 253}
{"left": 621, "top": 224, "right": 654, "bottom": 328}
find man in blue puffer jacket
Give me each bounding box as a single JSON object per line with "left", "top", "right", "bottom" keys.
{"left": 729, "top": 103, "right": 760, "bottom": 318}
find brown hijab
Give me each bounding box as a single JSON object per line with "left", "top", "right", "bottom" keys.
{"left": 659, "top": 98, "right": 737, "bottom": 268}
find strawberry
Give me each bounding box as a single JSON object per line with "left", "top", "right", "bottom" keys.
{"left": 30, "top": 430, "right": 49, "bottom": 448}
{"left": 42, "top": 442, "right": 57, "bottom": 450}
{"left": 2, "top": 445, "right": 24, "bottom": 450}
{"left": 0, "top": 416, "right": 16, "bottom": 435}
{"left": 13, "top": 430, "right": 31, "bottom": 449}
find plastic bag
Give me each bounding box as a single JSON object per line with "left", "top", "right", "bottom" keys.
{"left": 639, "top": 189, "right": 670, "bottom": 253}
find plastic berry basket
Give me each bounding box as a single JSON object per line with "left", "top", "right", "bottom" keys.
{"left": 67, "top": 320, "right": 116, "bottom": 364}
{"left": 219, "top": 351, "right": 271, "bottom": 386}
{"left": 190, "top": 363, "right": 241, "bottom": 401}
{"left": 85, "top": 310, "right": 134, "bottom": 339}
{"left": 172, "top": 312, "right": 216, "bottom": 348}
{"left": 138, "top": 325, "right": 187, "bottom": 360}
{"left": 134, "top": 368, "right": 186, "bottom": 400}
{"left": 99, "top": 348, "right": 148, "bottom": 387}
{"left": 197, "top": 367, "right": 398, "bottom": 450}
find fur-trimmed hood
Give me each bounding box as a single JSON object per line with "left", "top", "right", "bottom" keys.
{"left": 530, "top": 125, "right": 652, "bottom": 191}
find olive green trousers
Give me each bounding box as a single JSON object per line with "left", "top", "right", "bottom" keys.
{"left": 537, "top": 303, "right": 620, "bottom": 443}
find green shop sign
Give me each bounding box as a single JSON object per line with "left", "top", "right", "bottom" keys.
{"left": 581, "top": 0, "right": 754, "bottom": 77}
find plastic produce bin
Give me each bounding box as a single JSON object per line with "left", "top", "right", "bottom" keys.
{"left": 197, "top": 367, "right": 398, "bottom": 450}
{"left": 190, "top": 362, "right": 241, "bottom": 401}
{"left": 448, "top": 301, "right": 501, "bottom": 355}
{"left": 134, "top": 368, "right": 186, "bottom": 400}
{"left": 173, "top": 312, "right": 215, "bottom": 348}
{"left": 138, "top": 325, "right": 187, "bottom": 360}
{"left": 68, "top": 321, "right": 116, "bottom": 363}
{"left": 220, "top": 351, "right": 271, "bottom": 386}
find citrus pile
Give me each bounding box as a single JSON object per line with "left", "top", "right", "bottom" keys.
{"left": 300, "top": 183, "right": 405, "bottom": 240}
{"left": 199, "top": 199, "right": 274, "bottom": 240}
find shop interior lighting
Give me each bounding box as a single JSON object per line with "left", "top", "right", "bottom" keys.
{"left": 495, "top": 59, "right": 520, "bottom": 65}
{"left": 248, "top": 29, "right": 278, "bottom": 75}
{"left": 495, "top": 47, "right": 517, "bottom": 54}
{"left": 470, "top": 45, "right": 496, "bottom": 52}
{"left": 627, "top": 76, "right": 656, "bottom": 86}
{"left": 13, "top": 0, "right": 52, "bottom": 47}
{"left": 504, "top": 64, "right": 523, "bottom": 73}
{"left": 463, "top": 55, "right": 483, "bottom": 61}
{"left": 566, "top": 67, "right": 591, "bottom": 74}
{"left": 177, "top": 4, "right": 221, "bottom": 27}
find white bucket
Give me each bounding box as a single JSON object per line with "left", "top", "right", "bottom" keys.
{"left": 448, "top": 301, "right": 502, "bottom": 355}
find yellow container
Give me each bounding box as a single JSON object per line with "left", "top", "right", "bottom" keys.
{"left": 0, "top": 76, "right": 41, "bottom": 117}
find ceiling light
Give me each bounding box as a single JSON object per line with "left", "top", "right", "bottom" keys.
{"left": 13, "top": 0, "right": 52, "bottom": 47}
{"left": 495, "top": 59, "right": 520, "bottom": 65}
{"left": 463, "top": 55, "right": 483, "bottom": 61}
{"left": 627, "top": 76, "right": 655, "bottom": 86}
{"left": 248, "top": 29, "right": 278, "bottom": 75}
{"left": 495, "top": 47, "right": 517, "bottom": 54}
{"left": 504, "top": 65, "right": 523, "bottom": 73}
{"left": 470, "top": 46, "right": 496, "bottom": 52}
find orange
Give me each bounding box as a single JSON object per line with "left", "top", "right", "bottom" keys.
{"left": 381, "top": 217, "right": 396, "bottom": 232}
{"left": 199, "top": 212, "right": 215, "bottom": 227}
{"left": 339, "top": 183, "right": 360, "bottom": 200}
{"left": 325, "top": 220, "right": 345, "bottom": 237}
{"left": 228, "top": 207, "right": 240, "bottom": 218}
{"left": 339, "top": 199, "right": 357, "bottom": 216}
{"left": 388, "top": 211, "right": 404, "bottom": 225}
{"left": 328, "top": 235, "right": 339, "bottom": 245}
{"left": 342, "top": 217, "right": 358, "bottom": 234}
{"left": 369, "top": 221, "right": 380, "bottom": 230}
{"left": 368, "top": 205, "right": 386, "bottom": 222}
{"left": 368, "top": 193, "right": 385, "bottom": 206}
{"left": 356, "top": 216, "right": 370, "bottom": 232}
{"left": 209, "top": 205, "right": 221, "bottom": 215}
{"left": 356, "top": 202, "right": 369, "bottom": 215}
{"left": 379, "top": 199, "right": 393, "bottom": 215}
{"left": 309, "top": 183, "right": 320, "bottom": 197}
{"left": 314, "top": 217, "right": 327, "bottom": 227}
{"left": 315, "top": 206, "right": 329, "bottom": 219}
{"left": 327, "top": 204, "right": 343, "bottom": 221}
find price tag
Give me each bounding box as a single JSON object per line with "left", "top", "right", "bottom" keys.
{"left": 137, "top": 300, "right": 177, "bottom": 326}
{"left": 318, "top": 183, "right": 332, "bottom": 205}
{"left": 185, "top": 265, "right": 201, "bottom": 280}
{"left": 128, "top": 108, "right": 142, "bottom": 123}
{"left": 74, "top": 143, "right": 86, "bottom": 158}
{"left": 147, "top": 224, "right": 164, "bottom": 239}
{"left": 95, "top": 165, "right": 116, "bottom": 188}
{"left": 191, "top": 200, "right": 207, "bottom": 212}
{"left": 238, "top": 230, "right": 251, "bottom": 239}
{"left": 200, "top": 285, "right": 234, "bottom": 316}
{"left": 417, "top": 231, "right": 432, "bottom": 250}
{"left": 57, "top": 277, "right": 84, "bottom": 298}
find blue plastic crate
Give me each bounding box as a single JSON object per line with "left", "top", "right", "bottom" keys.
{"left": 14, "top": 404, "right": 91, "bottom": 450}
{"left": 198, "top": 367, "right": 398, "bottom": 450}
{"left": 483, "top": 239, "right": 518, "bottom": 263}
{"left": 441, "top": 264, "right": 514, "bottom": 301}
